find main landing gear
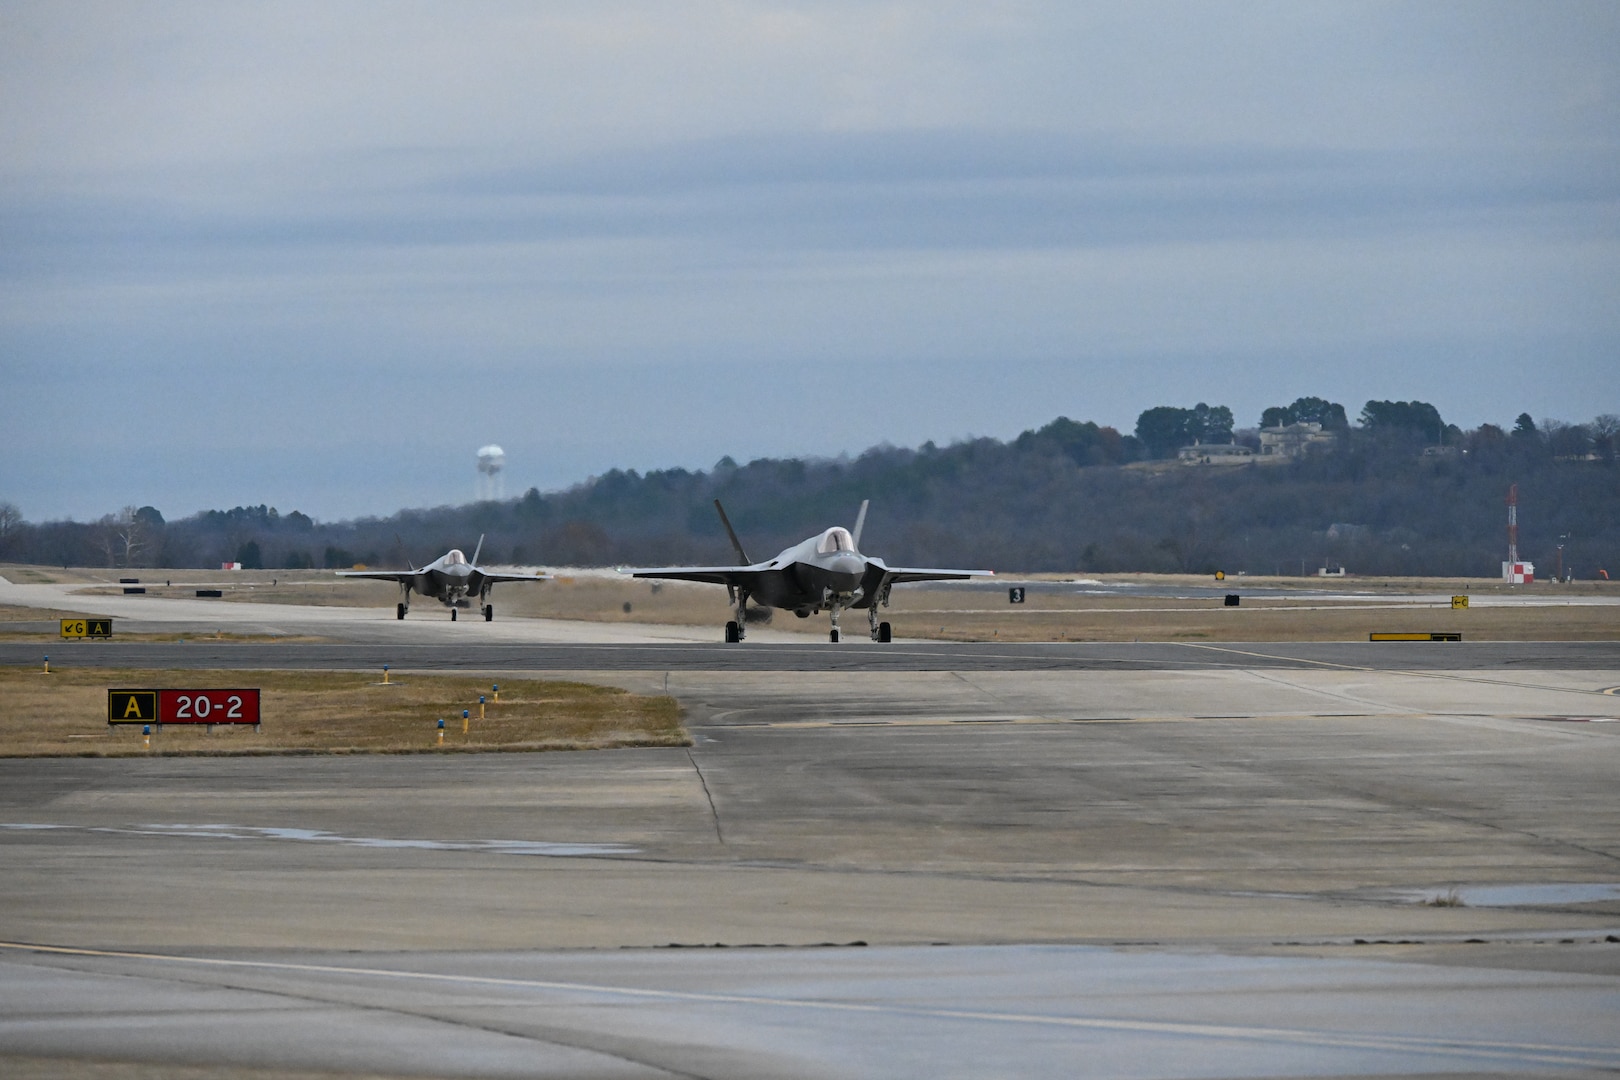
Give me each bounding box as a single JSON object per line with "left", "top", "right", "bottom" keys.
{"left": 483, "top": 604, "right": 493, "bottom": 622}
{"left": 450, "top": 608, "right": 457, "bottom": 621}
{"left": 396, "top": 602, "right": 407, "bottom": 620}
{"left": 723, "top": 587, "right": 751, "bottom": 642}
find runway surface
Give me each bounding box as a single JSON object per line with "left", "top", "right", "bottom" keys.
{"left": 2, "top": 582, "right": 1618, "bottom": 1077}
{"left": 7, "top": 638, "right": 1620, "bottom": 673}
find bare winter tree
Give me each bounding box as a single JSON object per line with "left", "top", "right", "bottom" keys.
{"left": 0, "top": 502, "right": 21, "bottom": 542}
{"left": 0, "top": 501, "right": 21, "bottom": 561}
{"left": 97, "top": 506, "right": 151, "bottom": 568}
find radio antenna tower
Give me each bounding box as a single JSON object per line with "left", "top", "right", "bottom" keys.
{"left": 1501, "top": 484, "right": 1534, "bottom": 583}
{"left": 1506, "top": 484, "right": 1518, "bottom": 567}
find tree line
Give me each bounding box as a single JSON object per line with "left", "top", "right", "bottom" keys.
{"left": 2, "top": 398, "right": 1616, "bottom": 578}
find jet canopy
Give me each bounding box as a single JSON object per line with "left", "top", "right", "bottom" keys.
{"left": 817, "top": 527, "right": 857, "bottom": 555}
{"left": 444, "top": 549, "right": 469, "bottom": 566}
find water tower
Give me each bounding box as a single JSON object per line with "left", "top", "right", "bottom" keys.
{"left": 476, "top": 445, "right": 506, "bottom": 501}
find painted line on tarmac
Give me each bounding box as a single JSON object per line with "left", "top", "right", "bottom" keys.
{"left": 0, "top": 941, "right": 1611, "bottom": 1069}
{"left": 1176, "top": 642, "right": 1620, "bottom": 701}
{"left": 0, "top": 823, "right": 636, "bottom": 857}
{"left": 711, "top": 713, "right": 1430, "bottom": 730}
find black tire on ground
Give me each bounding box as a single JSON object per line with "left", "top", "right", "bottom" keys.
{"left": 724, "top": 621, "right": 740, "bottom": 643}
{"left": 830, "top": 627, "right": 841, "bottom": 643}
{"left": 484, "top": 605, "right": 493, "bottom": 622}
{"left": 878, "top": 622, "right": 892, "bottom": 643}
{"left": 397, "top": 603, "right": 406, "bottom": 620}
{"left": 451, "top": 608, "right": 457, "bottom": 622}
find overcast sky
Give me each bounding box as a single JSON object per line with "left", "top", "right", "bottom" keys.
{"left": 3, "top": 2, "right": 1617, "bottom": 523}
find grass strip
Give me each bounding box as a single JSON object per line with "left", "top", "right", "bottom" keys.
{"left": 0, "top": 667, "right": 687, "bottom": 757}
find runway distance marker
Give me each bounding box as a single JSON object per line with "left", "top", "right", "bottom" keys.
{"left": 107, "top": 689, "right": 261, "bottom": 728}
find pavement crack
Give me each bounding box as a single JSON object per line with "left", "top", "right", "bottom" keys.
{"left": 687, "top": 747, "right": 725, "bottom": 846}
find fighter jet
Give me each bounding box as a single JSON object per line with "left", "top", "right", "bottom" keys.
{"left": 337, "top": 536, "right": 545, "bottom": 621}
{"left": 629, "top": 501, "right": 992, "bottom": 642}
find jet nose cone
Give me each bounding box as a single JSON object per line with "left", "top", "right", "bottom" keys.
{"left": 829, "top": 554, "right": 866, "bottom": 582}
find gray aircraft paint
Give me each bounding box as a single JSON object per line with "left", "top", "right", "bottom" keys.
{"left": 338, "top": 535, "right": 545, "bottom": 621}
{"left": 629, "top": 500, "right": 991, "bottom": 642}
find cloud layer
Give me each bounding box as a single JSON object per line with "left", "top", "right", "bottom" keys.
{"left": 3, "top": 2, "right": 1617, "bottom": 520}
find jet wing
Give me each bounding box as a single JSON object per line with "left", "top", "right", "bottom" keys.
{"left": 627, "top": 565, "right": 765, "bottom": 587}
{"left": 336, "top": 569, "right": 422, "bottom": 583}
{"left": 853, "top": 560, "right": 992, "bottom": 607}
{"left": 469, "top": 570, "right": 549, "bottom": 585}
{"left": 869, "top": 561, "right": 994, "bottom": 585}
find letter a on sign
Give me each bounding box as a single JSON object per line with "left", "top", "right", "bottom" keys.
{"left": 107, "top": 690, "right": 157, "bottom": 724}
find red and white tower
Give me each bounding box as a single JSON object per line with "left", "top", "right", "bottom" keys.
{"left": 1503, "top": 484, "right": 1534, "bottom": 583}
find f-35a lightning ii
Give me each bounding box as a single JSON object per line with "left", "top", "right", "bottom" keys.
{"left": 629, "top": 501, "right": 992, "bottom": 642}
{"left": 338, "top": 536, "right": 545, "bottom": 621}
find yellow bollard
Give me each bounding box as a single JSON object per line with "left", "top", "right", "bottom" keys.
{"left": 492, "top": 683, "right": 499, "bottom": 703}
{"left": 462, "top": 709, "right": 469, "bottom": 735}
{"left": 479, "top": 695, "right": 486, "bottom": 720}
{"left": 43, "top": 655, "right": 49, "bottom": 674}
{"left": 382, "top": 664, "right": 390, "bottom": 684}
{"left": 437, "top": 718, "right": 444, "bottom": 746}
{"left": 142, "top": 724, "right": 150, "bottom": 750}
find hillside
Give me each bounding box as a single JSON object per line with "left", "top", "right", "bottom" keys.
{"left": 3, "top": 409, "right": 1616, "bottom": 578}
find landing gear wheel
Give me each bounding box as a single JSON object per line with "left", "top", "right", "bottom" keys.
{"left": 396, "top": 603, "right": 406, "bottom": 620}
{"left": 724, "top": 621, "right": 741, "bottom": 643}
{"left": 878, "top": 621, "right": 892, "bottom": 643}
{"left": 450, "top": 608, "right": 457, "bottom": 622}
{"left": 483, "top": 604, "right": 493, "bottom": 622}
{"left": 829, "top": 627, "right": 841, "bottom": 643}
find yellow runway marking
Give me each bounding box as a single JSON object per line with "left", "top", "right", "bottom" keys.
{"left": 0, "top": 941, "right": 1606, "bottom": 1069}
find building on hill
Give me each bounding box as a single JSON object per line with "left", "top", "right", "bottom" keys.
{"left": 1259, "top": 421, "right": 1336, "bottom": 459}
{"left": 1177, "top": 442, "right": 1254, "bottom": 465}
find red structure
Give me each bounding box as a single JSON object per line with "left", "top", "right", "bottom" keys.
{"left": 1503, "top": 484, "right": 1534, "bottom": 583}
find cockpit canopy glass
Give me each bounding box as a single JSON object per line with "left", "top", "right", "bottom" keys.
{"left": 817, "top": 527, "right": 856, "bottom": 554}
{"left": 445, "top": 549, "right": 468, "bottom": 565}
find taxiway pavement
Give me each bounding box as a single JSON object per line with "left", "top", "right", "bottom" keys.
{"left": 1, "top": 584, "right": 1618, "bottom": 1077}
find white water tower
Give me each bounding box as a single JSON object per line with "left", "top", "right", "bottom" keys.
{"left": 476, "top": 444, "right": 506, "bottom": 501}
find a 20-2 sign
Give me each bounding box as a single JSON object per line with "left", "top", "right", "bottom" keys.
{"left": 108, "top": 688, "right": 261, "bottom": 727}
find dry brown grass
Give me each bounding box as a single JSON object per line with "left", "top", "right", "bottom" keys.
{"left": 506, "top": 574, "right": 1620, "bottom": 642}
{"left": 0, "top": 667, "right": 687, "bottom": 757}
